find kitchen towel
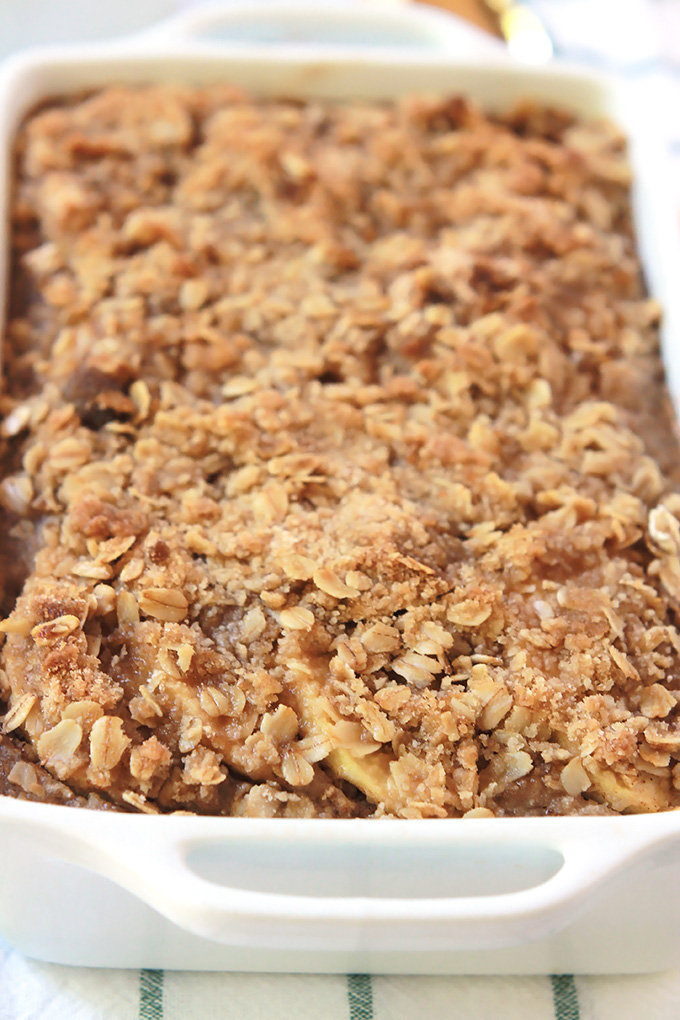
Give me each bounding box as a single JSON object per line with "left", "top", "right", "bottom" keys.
{"left": 1, "top": 0, "right": 680, "bottom": 1017}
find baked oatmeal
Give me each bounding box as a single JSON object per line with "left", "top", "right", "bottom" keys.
{"left": 1, "top": 85, "right": 679, "bottom": 818}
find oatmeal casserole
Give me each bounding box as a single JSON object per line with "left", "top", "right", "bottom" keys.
{"left": 1, "top": 84, "right": 679, "bottom": 819}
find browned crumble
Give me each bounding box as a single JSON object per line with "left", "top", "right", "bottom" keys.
{"left": 2, "top": 84, "right": 680, "bottom": 818}
{"left": 0, "top": 729, "right": 117, "bottom": 809}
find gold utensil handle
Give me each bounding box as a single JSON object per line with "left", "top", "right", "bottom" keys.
{"left": 483, "top": 0, "right": 554, "bottom": 62}
{"left": 419, "top": 0, "right": 553, "bottom": 63}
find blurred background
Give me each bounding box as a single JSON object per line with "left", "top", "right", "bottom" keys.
{"left": 0, "top": 0, "right": 676, "bottom": 63}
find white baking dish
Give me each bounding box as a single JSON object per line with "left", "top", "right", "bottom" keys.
{"left": 2, "top": 0, "right": 680, "bottom": 975}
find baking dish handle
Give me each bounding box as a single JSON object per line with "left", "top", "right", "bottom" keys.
{"left": 31, "top": 814, "right": 679, "bottom": 952}
{"left": 126, "top": 0, "right": 507, "bottom": 60}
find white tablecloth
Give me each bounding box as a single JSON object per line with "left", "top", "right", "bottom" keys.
{"left": 2, "top": 1, "right": 680, "bottom": 1017}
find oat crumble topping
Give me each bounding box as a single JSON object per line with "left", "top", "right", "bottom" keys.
{"left": 2, "top": 84, "right": 680, "bottom": 818}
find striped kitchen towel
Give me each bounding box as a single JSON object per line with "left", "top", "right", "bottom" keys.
{"left": 2, "top": 0, "right": 680, "bottom": 1017}
{"left": 5, "top": 962, "right": 680, "bottom": 1020}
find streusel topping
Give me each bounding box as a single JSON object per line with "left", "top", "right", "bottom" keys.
{"left": 1, "top": 85, "right": 680, "bottom": 817}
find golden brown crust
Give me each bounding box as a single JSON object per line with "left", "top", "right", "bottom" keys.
{"left": 2, "top": 85, "right": 680, "bottom": 817}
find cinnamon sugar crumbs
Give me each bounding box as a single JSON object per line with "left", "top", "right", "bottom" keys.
{"left": 1, "top": 84, "right": 680, "bottom": 818}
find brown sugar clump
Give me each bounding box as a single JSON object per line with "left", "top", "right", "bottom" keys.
{"left": 2, "top": 85, "right": 680, "bottom": 817}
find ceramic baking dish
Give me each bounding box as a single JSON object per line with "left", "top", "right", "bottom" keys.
{"left": 2, "top": 0, "right": 680, "bottom": 975}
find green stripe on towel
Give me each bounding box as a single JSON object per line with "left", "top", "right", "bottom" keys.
{"left": 139, "top": 969, "right": 164, "bottom": 1020}
{"left": 347, "top": 974, "right": 374, "bottom": 1020}
{"left": 551, "top": 974, "right": 580, "bottom": 1020}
